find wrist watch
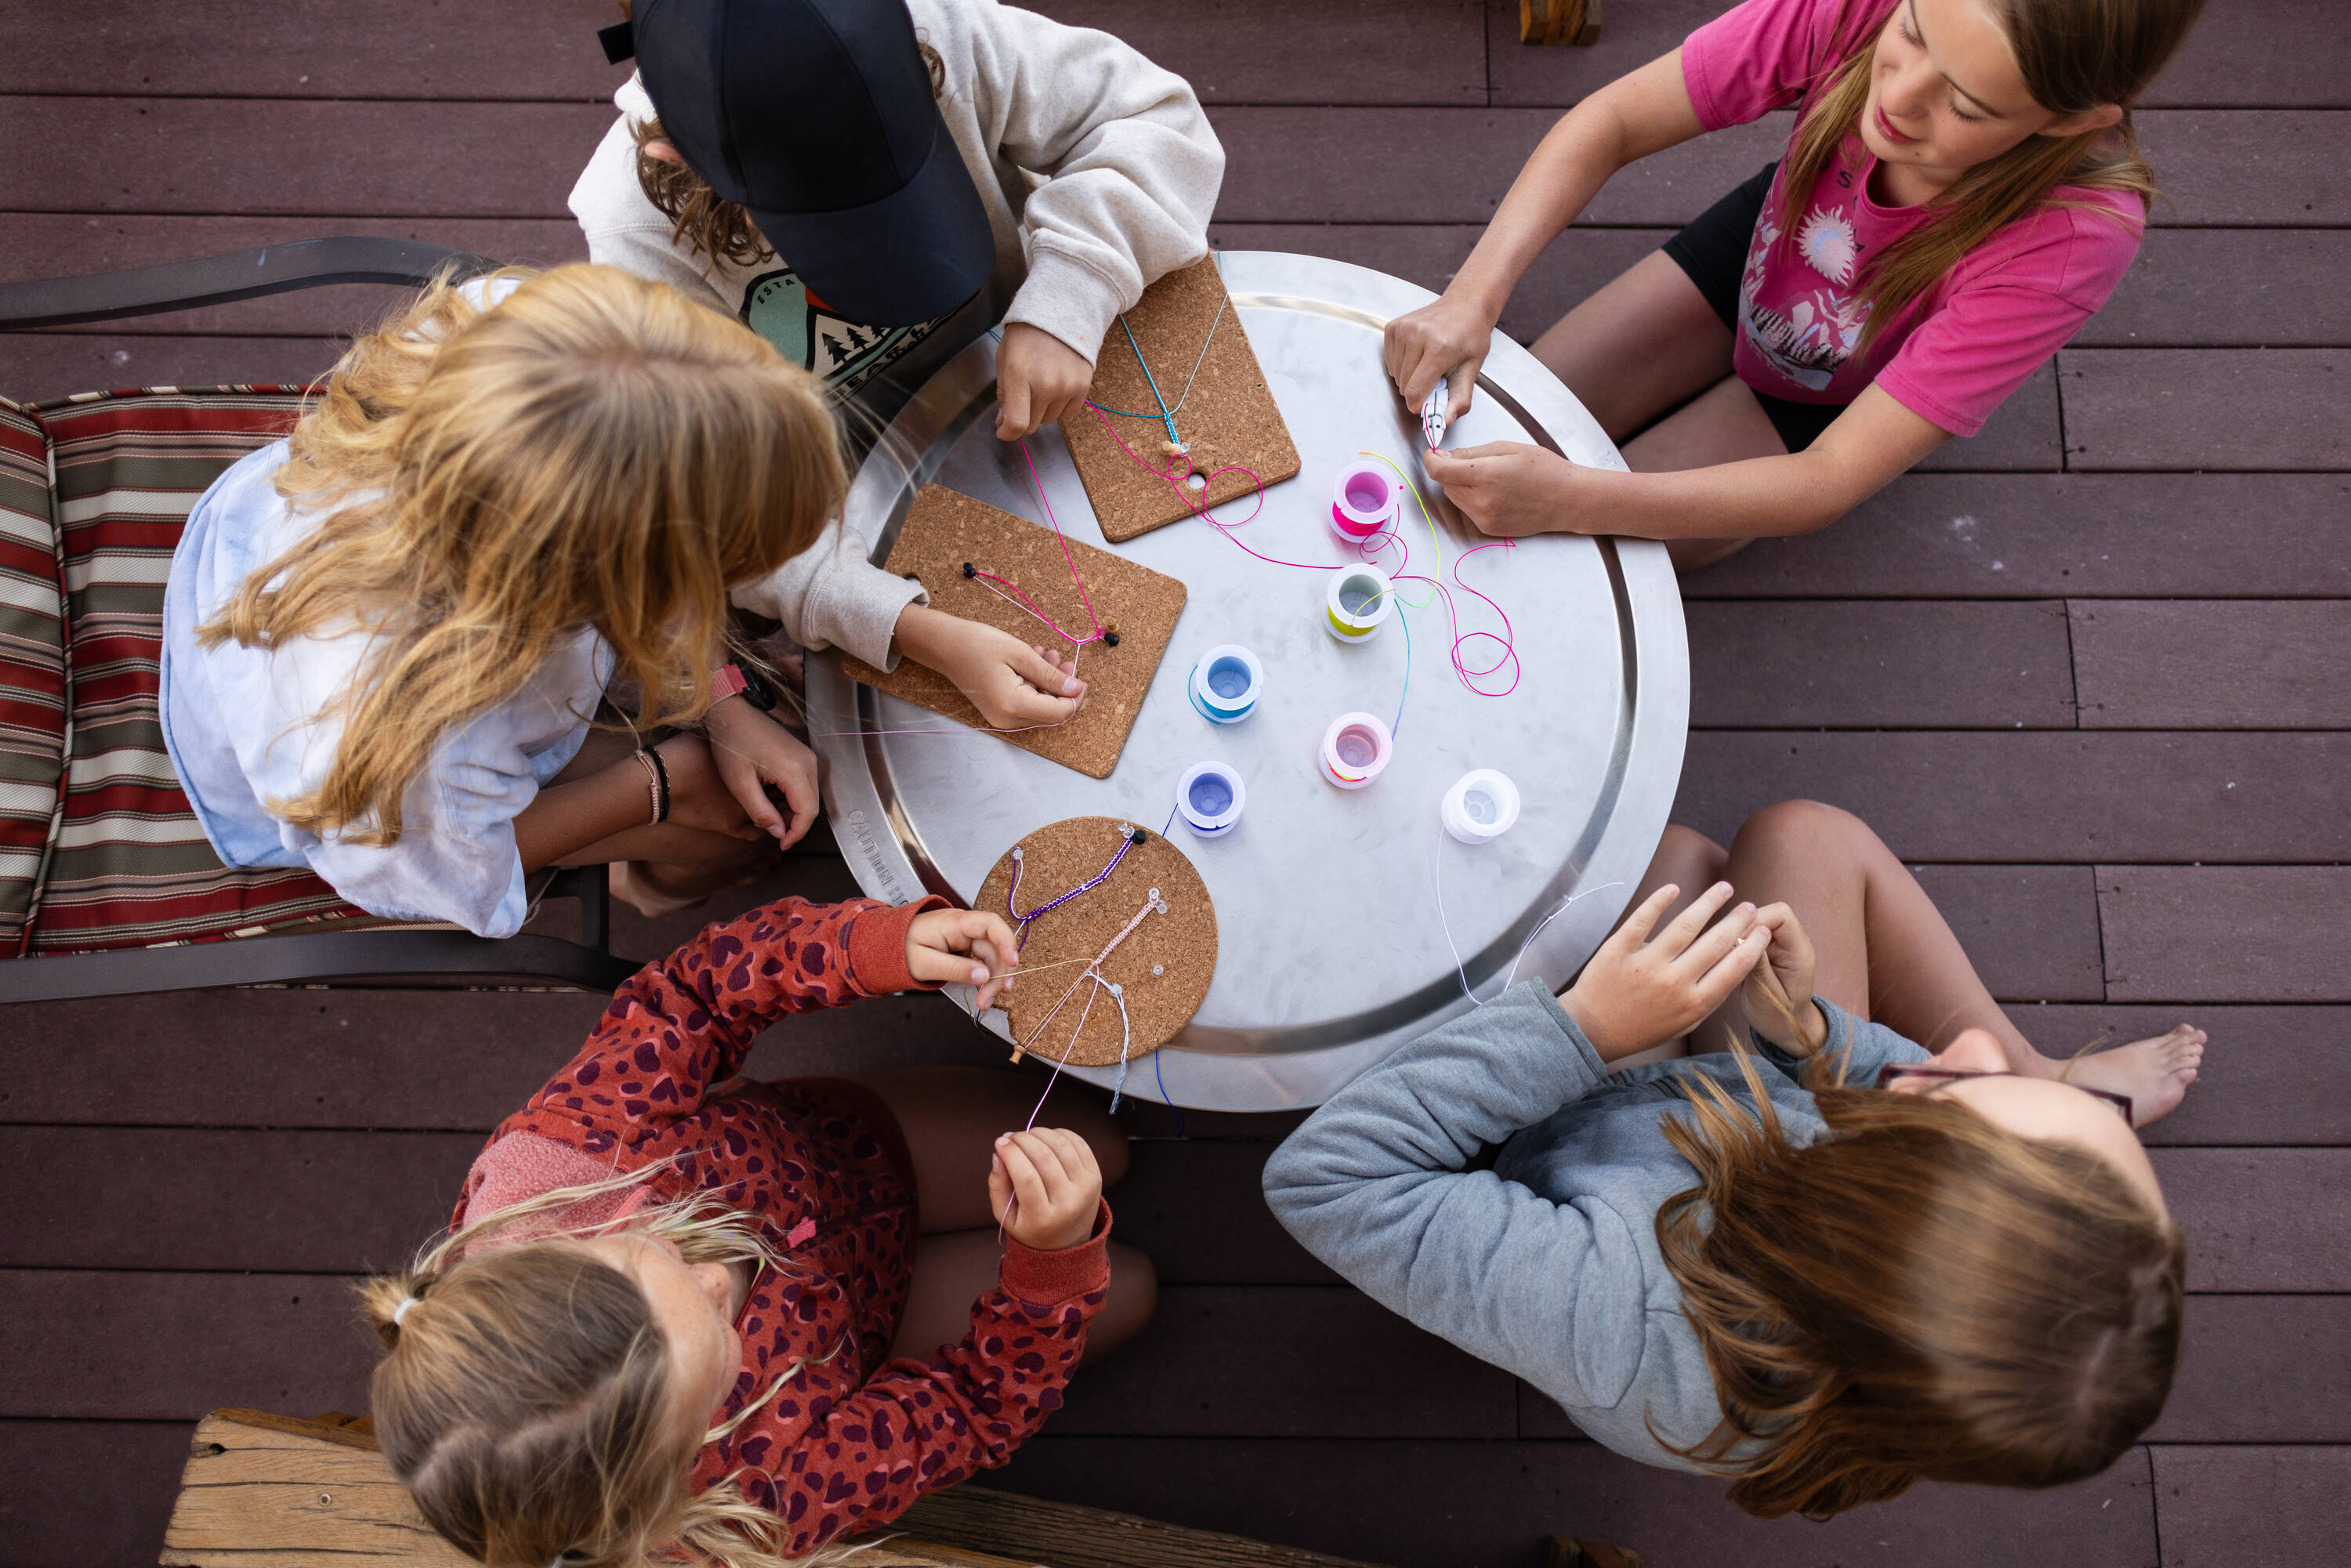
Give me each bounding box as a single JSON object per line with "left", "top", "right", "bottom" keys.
{"left": 710, "top": 661, "right": 778, "bottom": 713}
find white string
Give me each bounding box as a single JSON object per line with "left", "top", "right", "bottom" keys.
{"left": 1433, "top": 817, "right": 1624, "bottom": 1006}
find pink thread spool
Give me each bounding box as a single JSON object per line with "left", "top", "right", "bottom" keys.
{"left": 1330, "top": 460, "right": 1399, "bottom": 543}
{"left": 1319, "top": 712, "right": 1394, "bottom": 791}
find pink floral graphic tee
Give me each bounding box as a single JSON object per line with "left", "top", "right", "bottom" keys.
{"left": 1681, "top": 0, "right": 2144, "bottom": 436}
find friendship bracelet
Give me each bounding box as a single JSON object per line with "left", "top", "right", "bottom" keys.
{"left": 636, "top": 748, "right": 672, "bottom": 826}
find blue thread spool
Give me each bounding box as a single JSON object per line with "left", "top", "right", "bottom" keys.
{"left": 1175, "top": 760, "right": 1246, "bottom": 836}
{"left": 1188, "top": 643, "right": 1263, "bottom": 725}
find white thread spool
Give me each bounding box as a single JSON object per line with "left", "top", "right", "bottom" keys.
{"left": 1188, "top": 643, "right": 1263, "bottom": 724}
{"left": 1442, "top": 769, "right": 1521, "bottom": 844}
{"left": 1323, "top": 564, "right": 1396, "bottom": 644}
{"left": 1175, "top": 760, "right": 1246, "bottom": 835}
{"left": 1319, "top": 712, "right": 1393, "bottom": 790}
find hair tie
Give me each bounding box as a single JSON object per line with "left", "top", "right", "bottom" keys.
{"left": 393, "top": 1296, "right": 420, "bottom": 1327}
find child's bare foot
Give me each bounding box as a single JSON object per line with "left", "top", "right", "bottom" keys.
{"left": 2064, "top": 1025, "right": 2206, "bottom": 1129}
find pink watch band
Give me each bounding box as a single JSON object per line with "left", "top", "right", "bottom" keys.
{"left": 709, "top": 663, "right": 750, "bottom": 704}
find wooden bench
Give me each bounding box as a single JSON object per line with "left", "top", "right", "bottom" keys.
{"left": 159, "top": 1410, "right": 1644, "bottom": 1568}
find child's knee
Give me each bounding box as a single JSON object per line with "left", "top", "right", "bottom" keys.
{"left": 1087, "top": 1240, "right": 1157, "bottom": 1361}
{"left": 1739, "top": 798, "right": 1868, "bottom": 858}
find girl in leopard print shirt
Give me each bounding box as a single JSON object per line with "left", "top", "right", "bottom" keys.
{"left": 355, "top": 893, "right": 1154, "bottom": 1568}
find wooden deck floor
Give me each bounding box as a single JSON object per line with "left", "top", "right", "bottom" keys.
{"left": 4, "top": 3, "right": 2348, "bottom": 1564}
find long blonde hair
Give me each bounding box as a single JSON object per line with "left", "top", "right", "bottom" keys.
{"left": 1777, "top": 0, "right": 2205, "bottom": 358}
{"left": 1654, "top": 1046, "right": 2184, "bottom": 1519}
{"left": 201, "top": 263, "right": 843, "bottom": 844}
{"left": 358, "top": 1164, "right": 857, "bottom": 1568}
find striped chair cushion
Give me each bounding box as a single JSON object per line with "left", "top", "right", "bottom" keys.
{"left": 19, "top": 388, "right": 370, "bottom": 955}
{"left": 0, "top": 400, "right": 65, "bottom": 950}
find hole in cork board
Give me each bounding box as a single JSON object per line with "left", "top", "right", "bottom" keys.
{"left": 1186, "top": 472, "right": 1207, "bottom": 491}
{"left": 1205, "top": 655, "right": 1252, "bottom": 700}
{"left": 1187, "top": 773, "right": 1234, "bottom": 817}
{"left": 1343, "top": 473, "right": 1388, "bottom": 512}
{"left": 1335, "top": 724, "right": 1379, "bottom": 768}
{"left": 1338, "top": 571, "right": 1382, "bottom": 616}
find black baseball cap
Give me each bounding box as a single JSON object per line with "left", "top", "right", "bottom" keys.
{"left": 613, "top": 0, "right": 994, "bottom": 327}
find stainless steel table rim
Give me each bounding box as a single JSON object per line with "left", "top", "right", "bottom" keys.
{"left": 810, "top": 252, "right": 1689, "bottom": 1112}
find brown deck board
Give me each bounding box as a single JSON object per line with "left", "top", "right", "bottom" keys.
{"left": 0, "top": 96, "right": 612, "bottom": 215}
{"left": 2064, "top": 349, "right": 2351, "bottom": 471}
{"left": 2152, "top": 1447, "right": 2351, "bottom": 1568}
{"left": 2150, "top": 1149, "right": 2351, "bottom": 1291}
{"left": 2072, "top": 600, "right": 2351, "bottom": 728}
{"left": 0, "top": 0, "right": 628, "bottom": 102}
{"left": 1049, "top": 1, "right": 1488, "bottom": 106}
{"left": 992, "top": 1436, "right": 2161, "bottom": 1568}
{"left": 1676, "top": 732, "right": 2351, "bottom": 865}
{"left": 2001, "top": 1005, "right": 2351, "bottom": 1148}
{"left": 1047, "top": 1287, "right": 1517, "bottom": 1438}
{"left": 2099, "top": 866, "right": 2351, "bottom": 1002}
{"left": 2, "top": 214, "right": 588, "bottom": 336}
{"left": 2154, "top": 1296, "right": 2351, "bottom": 1442}
{"left": 1911, "top": 359, "right": 2065, "bottom": 471}
{"left": 0, "top": 331, "right": 346, "bottom": 404}
{"left": 2081, "top": 230, "right": 2351, "bottom": 347}
{"left": 0, "top": 1418, "right": 193, "bottom": 1568}
{"left": 1688, "top": 599, "right": 2076, "bottom": 728}
{"left": 1683, "top": 473, "right": 2351, "bottom": 599}
{"left": 1911, "top": 865, "right": 2105, "bottom": 1003}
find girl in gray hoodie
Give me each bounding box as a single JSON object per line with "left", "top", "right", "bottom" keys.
{"left": 1265, "top": 799, "right": 2204, "bottom": 1518}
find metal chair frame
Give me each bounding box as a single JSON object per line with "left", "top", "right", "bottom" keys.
{"left": 0, "top": 238, "right": 640, "bottom": 1002}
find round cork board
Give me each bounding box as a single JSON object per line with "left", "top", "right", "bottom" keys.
{"left": 975, "top": 816, "right": 1217, "bottom": 1067}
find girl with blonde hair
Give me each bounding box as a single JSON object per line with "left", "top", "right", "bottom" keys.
{"left": 164, "top": 262, "right": 906, "bottom": 932}
{"left": 1384, "top": 0, "right": 2206, "bottom": 569}
{"left": 360, "top": 891, "right": 1154, "bottom": 1566}
{"left": 1266, "top": 800, "right": 2204, "bottom": 1517}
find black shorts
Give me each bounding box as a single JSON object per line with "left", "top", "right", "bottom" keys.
{"left": 1661, "top": 161, "right": 1848, "bottom": 454}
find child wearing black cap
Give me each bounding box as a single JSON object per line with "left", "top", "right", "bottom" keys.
{"left": 573, "top": 0, "right": 1223, "bottom": 731}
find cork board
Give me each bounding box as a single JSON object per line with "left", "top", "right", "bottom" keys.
{"left": 1063, "top": 256, "right": 1302, "bottom": 543}
{"left": 839, "top": 486, "right": 1186, "bottom": 779}
{"left": 975, "top": 817, "right": 1216, "bottom": 1066}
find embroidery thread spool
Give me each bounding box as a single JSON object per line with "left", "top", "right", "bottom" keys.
{"left": 1320, "top": 712, "right": 1393, "bottom": 791}
{"left": 1442, "top": 768, "right": 1521, "bottom": 844}
{"left": 1187, "top": 643, "right": 1263, "bottom": 725}
{"left": 1324, "top": 564, "right": 1396, "bottom": 644}
{"left": 1175, "top": 760, "right": 1246, "bottom": 836}
{"left": 1330, "top": 459, "right": 1399, "bottom": 542}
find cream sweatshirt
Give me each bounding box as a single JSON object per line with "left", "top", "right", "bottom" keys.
{"left": 568, "top": 0, "right": 1225, "bottom": 669}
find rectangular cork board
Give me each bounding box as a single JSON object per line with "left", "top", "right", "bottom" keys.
{"left": 1063, "top": 255, "right": 1302, "bottom": 543}
{"left": 838, "top": 486, "right": 1186, "bottom": 779}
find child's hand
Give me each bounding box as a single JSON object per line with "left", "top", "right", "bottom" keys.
{"left": 1741, "top": 903, "right": 1828, "bottom": 1057}
{"left": 702, "top": 697, "right": 820, "bottom": 848}
{"left": 1559, "top": 882, "right": 1768, "bottom": 1060}
{"left": 1425, "top": 443, "right": 1605, "bottom": 538}
{"left": 1385, "top": 293, "right": 1493, "bottom": 422}
{"left": 897, "top": 607, "right": 1085, "bottom": 729}
{"left": 989, "top": 1128, "right": 1103, "bottom": 1251}
{"left": 996, "top": 323, "right": 1093, "bottom": 440}
{"left": 651, "top": 733, "right": 766, "bottom": 840}
{"left": 907, "top": 907, "right": 1021, "bottom": 1009}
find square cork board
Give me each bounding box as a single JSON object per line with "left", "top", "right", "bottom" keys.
{"left": 838, "top": 486, "right": 1186, "bottom": 779}
{"left": 1063, "top": 255, "right": 1302, "bottom": 543}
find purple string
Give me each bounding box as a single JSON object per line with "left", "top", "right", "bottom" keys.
{"left": 1008, "top": 831, "right": 1136, "bottom": 949}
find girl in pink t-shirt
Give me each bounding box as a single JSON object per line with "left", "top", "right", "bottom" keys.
{"left": 1387, "top": 0, "right": 2204, "bottom": 569}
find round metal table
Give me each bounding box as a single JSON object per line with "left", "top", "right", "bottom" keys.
{"left": 810, "top": 252, "right": 1686, "bottom": 1112}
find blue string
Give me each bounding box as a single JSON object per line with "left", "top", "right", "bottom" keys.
{"left": 1392, "top": 603, "right": 1412, "bottom": 741}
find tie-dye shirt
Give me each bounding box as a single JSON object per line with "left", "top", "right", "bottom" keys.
{"left": 1681, "top": 0, "right": 2143, "bottom": 436}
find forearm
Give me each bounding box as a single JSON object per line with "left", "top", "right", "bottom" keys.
{"left": 513, "top": 758, "right": 657, "bottom": 871}
{"left": 1450, "top": 53, "right": 1702, "bottom": 322}
{"left": 1588, "top": 450, "right": 1864, "bottom": 541}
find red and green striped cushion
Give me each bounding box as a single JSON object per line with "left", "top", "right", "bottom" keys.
{"left": 15, "top": 387, "right": 371, "bottom": 956}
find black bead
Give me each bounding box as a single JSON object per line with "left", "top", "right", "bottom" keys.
{"left": 961, "top": 561, "right": 976, "bottom": 578}
{"left": 1104, "top": 631, "right": 1121, "bottom": 647}
{"left": 1131, "top": 828, "right": 1147, "bottom": 843}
